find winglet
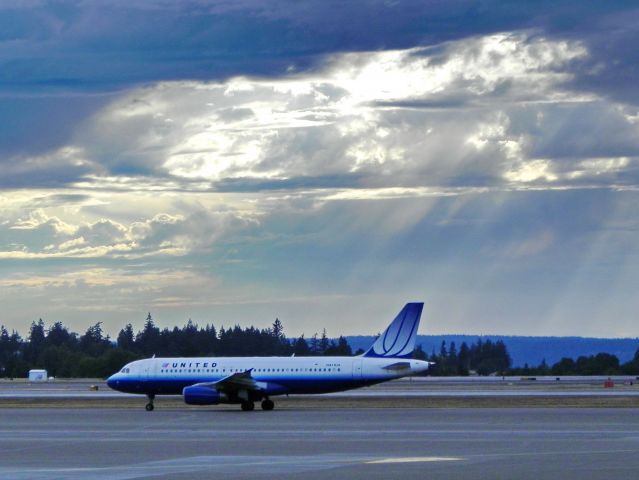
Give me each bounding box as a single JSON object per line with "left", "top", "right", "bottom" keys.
{"left": 363, "top": 303, "right": 423, "bottom": 359}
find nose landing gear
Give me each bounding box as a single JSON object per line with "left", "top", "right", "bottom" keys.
{"left": 261, "top": 398, "right": 274, "bottom": 411}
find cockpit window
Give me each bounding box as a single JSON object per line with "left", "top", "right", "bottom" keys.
{"left": 120, "top": 367, "right": 130, "bottom": 374}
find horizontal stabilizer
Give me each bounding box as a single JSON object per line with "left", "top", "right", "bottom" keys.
{"left": 382, "top": 361, "right": 412, "bottom": 370}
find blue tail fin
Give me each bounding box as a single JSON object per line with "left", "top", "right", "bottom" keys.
{"left": 363, "top": 303, "right": 423, "bottom": 358}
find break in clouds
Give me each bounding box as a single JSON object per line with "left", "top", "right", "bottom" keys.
{"left": 2, "top": 32, "right": 638, "bottom": 259}
{"left": 8, "top": 32, "right": 638, "bottom": 191}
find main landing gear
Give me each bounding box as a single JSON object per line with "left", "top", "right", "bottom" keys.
{"left": 239, "top": 398, "right": 275, "bottom": 411}
{"left": 145, "top": 394, "right": 155, "bottom": 411}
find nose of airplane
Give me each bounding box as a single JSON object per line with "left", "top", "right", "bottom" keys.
{"left": 106, "top": 374, "right": 119, "bottom": 390}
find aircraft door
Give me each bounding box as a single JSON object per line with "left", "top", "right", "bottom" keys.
{"left": 352, "top": 359, "right": 363, "bottom": 379}
{"left": 142, "top": 359, "right": 155, "bottom": 380}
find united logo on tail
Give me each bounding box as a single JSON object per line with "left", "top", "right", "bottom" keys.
{"left": 363, "top": 302, "right": 423, "bottom": 359}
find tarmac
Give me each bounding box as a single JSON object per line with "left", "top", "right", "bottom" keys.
{"left": 2, "top": 377, "right": 639, "bottom": 409}
{"left": 1, "top": 407, "right": 639, "bottom": 480}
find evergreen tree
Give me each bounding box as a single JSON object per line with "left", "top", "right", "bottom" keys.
{"left": 0, "top": 326, "right": 22, "bottom": 377}
{"left": 551, "top": 357, "right": 576, "bottom": 376}
{"left": 29, "top": 319, "right": 46, "bottom": 345}
{"left": 46, "top": 321, "right": 75, "bottom": 348}
{"left": 117, "top": 324, "right": 135, "bottom": 351}
{"left": 448, "top": 341, "right": 457, "bottom": 361}
{"left": 335, "top": 336, "right": 352, "bottom": 356}
{"left": 324, "top": 336, "right": 353, "bottom": 356}
{"left": 309, "top": 333, "right": 320, "bottom": 355}
{"left": 412, "top": 344, "right": 427, "bottom": 361}
{"left": 24, "top": 319, "right": 46, "bottom": 364}
{"left": 136, "top": 313, "right": 161, "bottom": 356}
{"left": 439, "top": 340, "right": 447, "bottom": 358}
{"left": 293, "top": 335, "right": 311, "bottom": 355}
{"left": 457, "top": 342, "right": 470, "bottom": 375}
{"left": 319, "top": 329, "right": 330, "bottom": 355}
{"left": 272, "top": 318, "right": 284, "bottom": 340}
{"left": 79, "top": 322, "right": 110, "bottom": 357}
{"left": 538, "top": 358, "right": 549, "bottom": 375}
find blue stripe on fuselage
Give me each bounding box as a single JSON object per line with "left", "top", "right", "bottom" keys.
{"left": 108, "top": 375, "right": 385, "bottom": 396}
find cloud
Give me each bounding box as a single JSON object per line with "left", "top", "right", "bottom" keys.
{"left": 0, "top": 205, "right": 258, "bottom": 259}
{"left": 0, "top": 265, "right": 226, "bottom": 334}
{"left": 9, "top": 32, "right": 627, "bottom": 195}
{"left": 2, "top": 1, "right": 639, "bottom": 167}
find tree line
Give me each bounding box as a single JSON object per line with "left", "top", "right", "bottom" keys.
{"left": 510, "top": 351, "right": 639, "bottom": 376}
{"left": 414, "top": 338, "right": 639, "bottom": 376}
{"left": 412, "top": 339, "right": 513, "bottom": 376}
{"left": 2, "top": 315, "right": 638, "bottom": 378}
{"left": 0, "top": 313, "right": 351, "bottom": 379}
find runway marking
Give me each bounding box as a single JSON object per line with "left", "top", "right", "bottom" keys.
{"left": 367, "top": 456, "right": 463, "bottom": 464}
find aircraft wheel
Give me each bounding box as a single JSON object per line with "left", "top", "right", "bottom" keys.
{"left": 240, "top": 401, "right": 255, "bottom": 411}
{"left": 145, "top": 402, "right": 154, "bottom": 411}
{"left": 261, "top": 399, "right": 274, "bottom": 411}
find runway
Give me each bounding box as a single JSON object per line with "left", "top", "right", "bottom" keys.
{"left": 1, "top": 407, "right": 639, "bottom": 479}
{"left": 2, "top": 377, "right": 639, "bottom": 410}
{"left": 2, "top": 376, "right": 639, "bottom": 399}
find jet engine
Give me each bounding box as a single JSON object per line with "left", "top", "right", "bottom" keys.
{"left": 183, "top": 385, "right": 228, "bottom": 405}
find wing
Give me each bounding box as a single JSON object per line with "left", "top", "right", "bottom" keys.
{"left": 214, "top": 369, "right": 262, "bottom": 392}
{"left": 191, "top": 369, "right": 264, "bottom": 394}
{"left": 187, "top": 368, "right": 290, "bottom": 400}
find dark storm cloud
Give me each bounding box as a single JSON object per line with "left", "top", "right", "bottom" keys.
{"left": 1, "top": 1, "right": 637, "bottom": 94}
{"left": 0, "top": 94, "right": 113, "bottom": 157}
{"left": 1, "top": 1, "right": 639, "bottom": 182}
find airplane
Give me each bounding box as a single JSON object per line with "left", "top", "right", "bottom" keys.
{"left": 106, "top": 302, "right": 431, "bottom": 411}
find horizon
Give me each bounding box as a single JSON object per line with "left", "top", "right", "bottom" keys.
{"left": 4, "top": 315, "right": 639, "bottom": 342}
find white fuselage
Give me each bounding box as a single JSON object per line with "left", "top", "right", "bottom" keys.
{"left": 107, "top": 355, "right": 430, "bottom": 396}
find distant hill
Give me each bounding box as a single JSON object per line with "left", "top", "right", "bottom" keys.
{"left": 345, "top": 335, "right": 639, "bottom": 367}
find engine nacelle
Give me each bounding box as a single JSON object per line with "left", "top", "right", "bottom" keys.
{"left": 183, "top": 385, "right": 228, "bottom": 405}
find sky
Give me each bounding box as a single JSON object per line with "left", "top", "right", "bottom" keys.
{"left": 1, "top": 1, "right": 639, "bottom": 339}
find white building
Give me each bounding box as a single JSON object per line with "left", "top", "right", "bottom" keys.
{"left": 28, "top": 369, "right": 48, "bottom": 382}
